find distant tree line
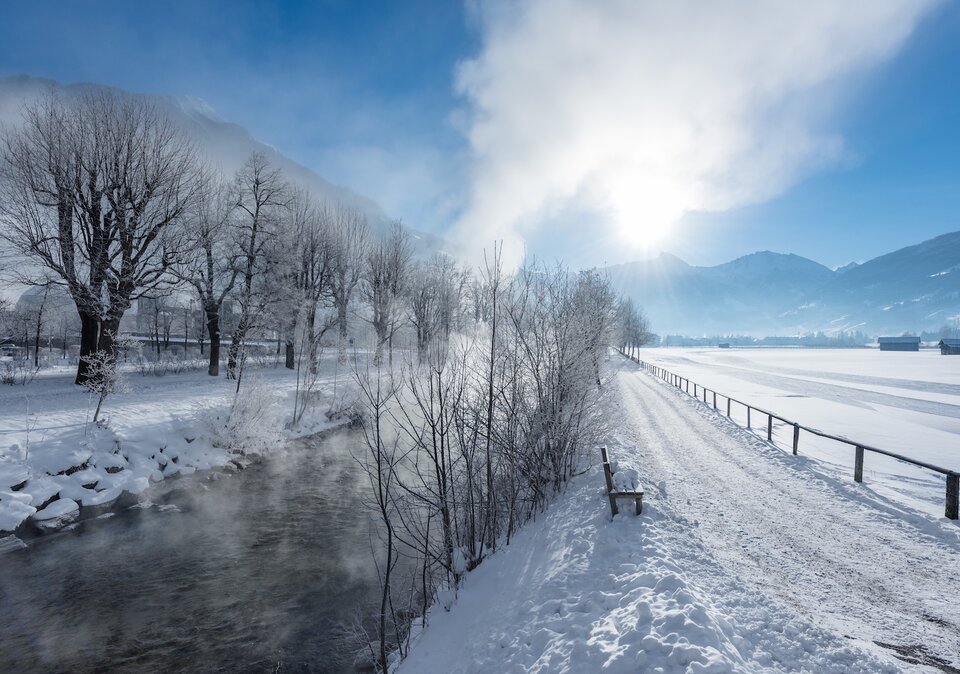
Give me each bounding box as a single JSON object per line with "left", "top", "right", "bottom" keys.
{"left": 659, "top": 330, "right": 873, "bottom": 348}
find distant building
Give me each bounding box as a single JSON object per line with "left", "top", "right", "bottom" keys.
{"left": 718, "top": 342, "right": 730, "bottom": 349}
{"left": 878, "top": 336, "right": 920, "bottom": 352}
{"left": 939, "top": 339, "right": 960, "bottom": 355}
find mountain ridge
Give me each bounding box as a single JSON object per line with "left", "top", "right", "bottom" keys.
{"left": 608, "top": 231, "right": 960, "bottom": 336}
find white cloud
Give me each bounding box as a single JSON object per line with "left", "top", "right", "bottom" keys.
{"left": 453, "top": 0, "right": 938, "bottom": 266}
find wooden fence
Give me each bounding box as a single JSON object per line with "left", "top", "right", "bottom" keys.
{"left": 619, "top": 350, "right": 960, "bottom": 520}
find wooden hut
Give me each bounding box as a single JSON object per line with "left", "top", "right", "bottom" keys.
{"left": 878, "top": 336, "right": 920, "bottom": 352}
{"left": 939, "top": 338, "right": 960, "bottom": 355}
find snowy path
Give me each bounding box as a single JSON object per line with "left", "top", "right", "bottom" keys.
{"left": 613, "top": 357, "right": 960, "bottom": 671}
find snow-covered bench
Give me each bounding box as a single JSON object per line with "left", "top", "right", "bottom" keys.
{"left": 600, "top": 446, "right": 644, "bottom": 516}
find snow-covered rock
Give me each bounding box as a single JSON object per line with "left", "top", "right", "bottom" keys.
{"left": 31, "top": 497, "right": 80, "bottom": 531}
{"left": 0, "top": 492, "right": 36, "bottom": 531}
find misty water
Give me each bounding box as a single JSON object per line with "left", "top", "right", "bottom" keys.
{"left": 0, "top": 429, "right": 394, "bottom": 673}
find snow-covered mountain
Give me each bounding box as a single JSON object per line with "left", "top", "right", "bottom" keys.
{"left": 608, "top": 251, "right": 835, "bottom": 335}
{"left": 609, "top": 232, "right": 960, "bottom": 336}
{"left": 0, "top": 75, "right": 448, "bottom": 252}
{"left": 793, "top": 230, "right": 960, "bottom": 335}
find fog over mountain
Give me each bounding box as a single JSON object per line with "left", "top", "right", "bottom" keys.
{"left": 609, "top": 230, "right": 960, "bottom": 336}
{"left": 0, "top": 75, "right": 449, "bottom": 254}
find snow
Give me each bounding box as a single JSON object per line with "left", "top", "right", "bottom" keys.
{"left": 32, "top": 496, "right": 78, "bottom": 521}
{"left": 400, "top": 355, "right": 960, "bottom": 672}
{"left": 0, "top": 492, "right": 35, "bottom": 531}
{"left": 636, "top": 347, "right": 960, "bottom": 518}
{"left": 0, "top": 359, "right": 352, "bottom": 533}
{"left": 400, "top": 473, "right": 898, "bottom": 673}
{"left": 612, "top": 467, "right": 641, "bottom": 492}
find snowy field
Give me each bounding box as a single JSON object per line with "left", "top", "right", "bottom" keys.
{"left": 635, "top": 347, "right": 960, "bottom": 518}
{"left": 0, "top": 358, "right": 353, "bottom": 534}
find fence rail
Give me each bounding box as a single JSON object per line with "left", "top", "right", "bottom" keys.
{"left": 619, "top": 349, "right": 960, "bottom": 520}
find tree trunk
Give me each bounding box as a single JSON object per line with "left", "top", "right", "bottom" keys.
{"left": 206, "top": 307, "right": 221, "bottom": 377}
{"left": 306, "top": 304, "right": 318, "bottom": 375}
{"left": 33, "top": 317, "right": 42, "bottom": 368}
{"left": 337, "top": 303, "right": 348, "bottom": 364}
{"left": 98, "top": 317, "right": 121, "bottom": 360}
{"left": 75, "top": 311, "right": 99, "bottom": 385}
{"left": 285, "top": 339, "right": 295, "bottom": 369}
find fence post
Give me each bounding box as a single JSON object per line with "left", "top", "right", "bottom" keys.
{"left": 792, "top": 423, "right": 799, "bottom": 455}
{"left": 854, "top": 446, "right": 864, "bottom": 483}
{"left": 946, "top": 475, "right": 959, "bottom": 520}
{"left": 726, "top": 398, "right": 731, "bottom": 417}
{"left": 685, "top": 379, "right": 689, "bottom": 394}
{"left": 694, "top": 383, "right": 698, "bottom": 398}
{"left": 713, "top": 391, "right": 717, "bottom": 409}
{"left": 767, "top": 415, "right": 773, "bottom": 442}
{"left": 747, "top": 406, "right": 751, "bottom": 428}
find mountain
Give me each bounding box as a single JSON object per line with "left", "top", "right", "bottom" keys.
{"left": 608, "top": 251, "right": 835, "bottom": 335}
{"left": 609, "top": 233, "right": 960, "bottom": 336}
{"left": 792, "top": 230, "right": 960, "bottom": 335}
{"left": 0, "top": 75, "right": 449, "bottom": 253}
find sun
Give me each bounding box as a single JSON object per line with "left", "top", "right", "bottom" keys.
{"left": 608, "top": 176, "right": 685, "bottom": 250}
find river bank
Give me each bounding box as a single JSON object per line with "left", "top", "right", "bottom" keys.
{"left": 0, "top": 360, "right": 355, "bottom": 538}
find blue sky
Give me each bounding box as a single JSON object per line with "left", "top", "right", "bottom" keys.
{"left": 1, "top": 1, "right": 958, "bottom": 270}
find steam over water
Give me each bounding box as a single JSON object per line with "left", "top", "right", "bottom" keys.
{"left": 0, "top": 430, "right": 390, "bottom": 673}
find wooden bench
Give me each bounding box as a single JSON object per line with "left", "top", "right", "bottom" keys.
{"left": 600, "top": 446, "right": 644, "bottom": 516}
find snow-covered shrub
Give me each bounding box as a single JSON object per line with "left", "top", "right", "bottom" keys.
{"left": 1, "top": 359, "right": 39, "bottom": 386}
{"left": 210, "top": 376, "right": 285, "bottom": 454}
{"left": 81, "top": 349, "right": 130, "bottom": 423}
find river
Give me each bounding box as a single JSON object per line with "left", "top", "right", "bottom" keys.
{"left": 0, "top": 429, "right": 391, "bottom": 673}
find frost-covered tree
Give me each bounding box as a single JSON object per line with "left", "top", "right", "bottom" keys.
{"left": 176, "top": 172, "right": 239, "bottom": 376}
{"left": 617, "top": 297, "right": 653, "bottom": 359}
{"left": 225, "top": 152, "right": 288, "bottom": 379}
{"left": 328, "top": 205, "right": 368, "bottom": 364}
{"left": 362, "top": 221, "right": 412, "bottom": 366}
{"left": 299, "top": 202, "right": 337, "bottom": 373}
{"left": 0, "top": 92, "right": 201, "bottom": 383}
{"left": 356, "top": 255, "right": 624, "bottom": 659}
{"left": 406, "top": 254, "right": 468, "bottom": 364}
{"left": 273, "top": 188, "right": 314, "bottom": 370}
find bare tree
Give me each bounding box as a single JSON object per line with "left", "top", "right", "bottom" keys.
{"left": 300, "top": 203, "right": 337, "bottom": 373}
{"left": 363, "top": 222, "right": 412, "bottom": 366}
{"left": 480, "top": 244, "right": 503, "bottom": 552}
{"left": 329, "top": 205, "right": 368, "bottom": 364}
{"left": 406, "top": 254, "right": 467, "bottom": 364}
{"left": 0, "top": 92, "right": 200, "bottom": 383}
{"left": 617, "top": 297, "right": 653, "bottom": 359}
{"left": 274, "top": 188, "right": 313, "bottom": 370}
{"left": 406, "top": 262, "right": 442, "bottom": 364}
{"left": 355, "top": 365, "right": 402, "bottom": 674}
{"left": 176, "top": 171, "right": 239, "bottom": 376}
{"left": 225, "top": 152, "right": 288, "bottom": 379}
